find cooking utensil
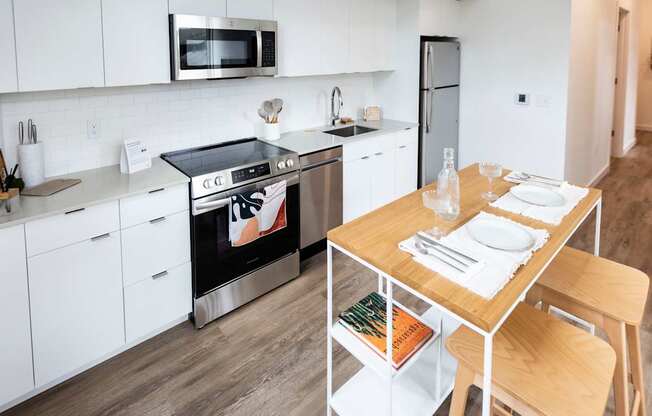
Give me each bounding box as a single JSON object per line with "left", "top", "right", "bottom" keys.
{"left": 416, "top": 231, "right": 479, "bottom": 264}
{"left": 32, "top": 123, "right": 37, "bottom": 144}
{"left": 271, "top": 98, "right": 283, "bottom": 123}
{"left": 257, "top": 108, "right": 269, "bottom": 123}
{"left": 27, "top": 119, "right": 33, "bottom": 144}
{"left": 510, "top": 184, "right": 566, "bottom": 207}
{"left": 466, "top": 218, "right": 535, "bottom": 252}
{"left": 414, "top": 240, "right": 466, "bottom": 273}
{"left": 18, "top": 121, "right": 24, "bottom": 145}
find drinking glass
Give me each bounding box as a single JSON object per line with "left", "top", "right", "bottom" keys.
{"left": 479, "top": 162, "right": 503, "bottom": 202}
{"left": 422, "top": 190, "right": 446, "bottom": 239}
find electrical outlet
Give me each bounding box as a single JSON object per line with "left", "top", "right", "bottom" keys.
{"left": 515, "top": 93, "right": 530, "bottom": 106}
{"left": 87, "top": 119, "right": 100, "bottom": 140}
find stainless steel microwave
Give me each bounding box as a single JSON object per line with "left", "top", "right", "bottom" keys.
{"left": 170, "top": 14, "right": 277, "bottom": 81}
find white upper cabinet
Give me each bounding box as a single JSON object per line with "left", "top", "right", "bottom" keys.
{"left": 169, "top": 0, "right": 227, "bottom": 16}
{"left": 376, "top": 0, "right": 396, "bottom": 71}
{"left": 102, "top": 0, "right": 170, "bottom": 87}
{"left": 274, "top": 0, "right": 321, "bottom": 77}
{"left": 227, "top": 0, "right": 274, "bottom": 20}
{"left": 0, "top": 0, "right": 17, "bottom": 93}
{"left": 0, "top": 225, "right": 34, "bottom": 405}
{"left": 319, "top": 0, "right": 350, "bottom": 75}
{"left": 349, "top": 0, "right": 376, "bottom": 73}
{"left": 14, "top": 0, "right": 104, "bottom": 92}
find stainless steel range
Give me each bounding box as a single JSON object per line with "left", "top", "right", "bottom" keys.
{"left": 162, "top": 138, "right": 300, "bottom": 328}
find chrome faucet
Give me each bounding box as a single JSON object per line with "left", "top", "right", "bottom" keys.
{"left": 330, "top": 86, "right": 343, "bottom": 126}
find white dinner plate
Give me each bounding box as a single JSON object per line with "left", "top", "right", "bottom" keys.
{"left": 509, "top": 185, "right": 566, "bottom": 207}
{"left": 466, "top": 218, "right": 535, "bottom": 252}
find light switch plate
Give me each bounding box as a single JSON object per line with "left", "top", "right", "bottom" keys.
{"left": 87, "top": 119, "right": 101, "bottom": 140}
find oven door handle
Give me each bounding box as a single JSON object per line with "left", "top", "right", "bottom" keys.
{"left": 193, "top": 197, "right": 231, "bottom": 215}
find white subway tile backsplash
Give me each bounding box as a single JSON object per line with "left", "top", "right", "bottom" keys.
{"left": 0, "top": 73, "right": 375, "bottom": 177}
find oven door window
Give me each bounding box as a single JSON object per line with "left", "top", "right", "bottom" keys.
{"left": 179, "top": 28, "right": 258, "bottom": 70}
{"left": 192, "top": 182, "right": 299, "bottom": 298}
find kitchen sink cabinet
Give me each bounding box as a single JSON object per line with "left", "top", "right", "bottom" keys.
{"left": 169, "top": 0, "right": 227, "bottom": 16}
{"left": 0, "top": 0, "right": 17, "bottom": 93}
{"left": 0, "top": 225, "right": 34, "bottom": 405}
{"left": 14, "top": 0, "right": 104, "bottom": 92}
{"left": 343, "top": 128, "right": 418, "bottom": 222}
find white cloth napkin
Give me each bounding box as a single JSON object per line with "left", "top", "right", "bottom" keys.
{"left": 490, "top": 183, "right": 589, "bottom": 226}
{"left": 399, "top": 211, "right": 549, "bottom": 299}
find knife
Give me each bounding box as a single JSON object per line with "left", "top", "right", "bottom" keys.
{"left": 18, "top": 121, "right": 24, "bottom": 145}
{"left": 27, "top": 119, "right": 33, "bottom": 144}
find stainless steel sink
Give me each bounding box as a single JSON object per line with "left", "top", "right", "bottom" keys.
{"left": 323, "top": 125, "right": 378, "bottom": 138}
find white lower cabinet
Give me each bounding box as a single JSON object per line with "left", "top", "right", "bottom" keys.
{"left": 0, "top": 225, "right": 34, "bottom": 405}
{"left": 28, "top": 232, "right": 124, "bottom": 387}
{"left": 343, "top": 128, "right": 418, "bottom": 222}
{"left": 124, "top": 262, "right": 192, "bottom": 342}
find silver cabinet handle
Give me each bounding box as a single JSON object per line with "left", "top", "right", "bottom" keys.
{"left": 374, "top": 152, "right": 383, "bottom": 156}
{"left": 91, "top": 233, "right": 111, "bottom": 242}
{"left": 149, "top": 216, "right": 167, "bottom": 224}
{"left": 152, "top": 271, "right": 169, "bottom": 280}
{"left": 148, "top": 188, "right": 165, "bottom": 194}
{"left": 399, "top": 145, "right": 407, "bottom": 149}
{"left": 65, "top": 208, "right": 85, "bottom": 215}
{"left": 361, "top": 156, "right": 371, "bottom": 160}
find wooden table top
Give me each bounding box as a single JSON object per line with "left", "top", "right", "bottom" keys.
{"left": 327, "top": 164, "right": 602, "bottom": 333}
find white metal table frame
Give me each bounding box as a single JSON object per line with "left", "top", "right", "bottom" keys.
{"left": 326, "top": 197, "right": 602, "bottom": 416}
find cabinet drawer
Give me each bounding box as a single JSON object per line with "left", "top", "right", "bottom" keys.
{"left": 343, "top": 133, "right": 395, "bottom": 162}
{"left": 120, "top": 184, "right": 188, "bottom": 229}
{"left": 121, "top": 210, "right": 190, "bottom": 287}
{"left": 124, "top": 262, "right": 191, "bottom": 342}
{"left": 396, "top": 128, "right": 418, "bottom": 148}
{"left": 29, "top": 232, "right": 124, "bottom": 387}
{"left": 26, "top": 201, "right": 120, "bottom": 257}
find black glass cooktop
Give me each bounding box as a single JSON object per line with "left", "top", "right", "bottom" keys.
{"left": 161, "top": 138, "right": 294, "bottom": 177}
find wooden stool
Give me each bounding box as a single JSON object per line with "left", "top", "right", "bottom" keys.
{"left": 527, "top": 247, "right": 649, "bottom": 416}
{"left": 446, "top": 303, "right": 616, "bottom": 416}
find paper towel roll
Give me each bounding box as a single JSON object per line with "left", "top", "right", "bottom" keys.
{"left": 18, "top": 143, "right": 45, "bottom": 188}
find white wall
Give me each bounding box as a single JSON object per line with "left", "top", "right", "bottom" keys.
{"left": 0, "top": 74, "right": 375, "bottom": 176}
{"left": 457, "top": 0, "right": 572, "bottom": 179}
{"left": 565, "top": 0, "right": 618, "bottom": 185}
{"left": 620, "top": 0, "right": 639, "bottom": 154}
{"left": 637, "top": 0, "right": 652, "bottom": 131}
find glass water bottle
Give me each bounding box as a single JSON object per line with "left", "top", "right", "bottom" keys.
{"left": 436, "top": 148, "right": 460, "bottom": 221}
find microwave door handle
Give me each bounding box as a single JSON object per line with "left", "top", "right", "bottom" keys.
{"left": 256, "top": 31, "right": 263, "bottom": 68}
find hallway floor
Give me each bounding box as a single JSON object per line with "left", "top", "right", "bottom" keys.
{"left": 3, "top": 134, "right": 652, "bottom": 416}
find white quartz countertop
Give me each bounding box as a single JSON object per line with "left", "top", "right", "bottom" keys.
{"left": 0, "top": 158, "right": 189, "bottom": 230}
{"left": 263, "top": 119, "right": 419, "bottom": 155}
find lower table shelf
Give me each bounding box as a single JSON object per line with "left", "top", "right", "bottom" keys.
{"left": 331, "top": 307, "right": 461, "bottom": 416}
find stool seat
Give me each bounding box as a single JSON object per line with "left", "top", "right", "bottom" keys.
{"left": 538, "top": 246, "right": 649, "bottom": 325}
{"left": 446, "top": 303, "right": 615, "bottom": 416}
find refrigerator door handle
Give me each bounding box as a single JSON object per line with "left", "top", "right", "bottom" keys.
{"left": 426, "top": 89, "right": 433, "bottom": 133}
{"left": 425, "top": 43, "right": 433, "bottom": 90}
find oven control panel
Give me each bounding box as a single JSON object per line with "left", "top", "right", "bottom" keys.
{"left": 232, "top": 163, "right": 272, "bottom": 184}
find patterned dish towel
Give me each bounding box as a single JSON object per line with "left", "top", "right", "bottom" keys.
{"left": 229, "top": 180, "right": 287, "bottom": 247}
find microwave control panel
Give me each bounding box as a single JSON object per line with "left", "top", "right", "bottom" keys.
{"left": 261, "top": 31, "right": 276, "bottom": 67}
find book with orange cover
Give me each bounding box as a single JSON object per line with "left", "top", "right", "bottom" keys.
{"left": 338, "top": 292, "right": 434, "bottom": 369}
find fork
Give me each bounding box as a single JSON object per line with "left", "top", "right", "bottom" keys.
{"left": 414, "top": 240, "right": 466, "bottom": 273}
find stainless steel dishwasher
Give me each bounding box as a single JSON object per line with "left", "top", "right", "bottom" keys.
{"left": 299, "top": 146, "right": 343, "bottom": 250}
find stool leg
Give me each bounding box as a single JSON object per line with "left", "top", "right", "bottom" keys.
{"left": 605, "top": 319, "right": 630, "bottom": 416}
{"left": 450, "top": 364, "right": 475, "bottom": 416}
{"left": 627, "top": 324, "right": 646, "bottom": 416}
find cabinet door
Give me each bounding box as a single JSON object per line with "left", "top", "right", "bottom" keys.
{"left": 370, "top": 149, "right": 396, "bottom": 209}
{"left": 227, "top": 0, "right": 273, "bottom": 20}
{"left": 0, "top": 225, "right": 34, "bottom": 405}
{"left": 395, "top": 131, "right": 419, "bottom": 198}
{"left": 169, "top": 0, "right": 227, "bottom": 16}
{"left": 0, "top": 0, "right": 17, "bottom": 93}
{"left": 274, "top": 0, "right": 321, "bottom": 77}
{"left": 319, "top": 0, "right": 350, "bottom": 75}
{"left": 343, "top": 157, "right": 372, "bottom": 223}
{"left": 14, "top": 0, "right": 104, "bottom": 92}
{"left": 103, "top": 0, "right": 170, "bottom": 87}
{"left": 29, "top": 233, "right": 124, "bottom": 387}
{"left": 349, "top": 0, "right": 376, "bottom": 73}
{"left": 376, "top": 0, "right": 396, "bottom": 71}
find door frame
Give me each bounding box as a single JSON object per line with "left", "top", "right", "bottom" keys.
{"left": 612, "top": 7, "right": 630, "bottom": 157}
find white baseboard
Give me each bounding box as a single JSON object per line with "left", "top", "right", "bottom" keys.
{"left": 588, "top": 163, "right": 610, "bottom": 187}
{"left": 623, "top": 136, "right": 637, "bottom": 155}
{"left": 0, "top": 315, "right": 190, "bottom": 414}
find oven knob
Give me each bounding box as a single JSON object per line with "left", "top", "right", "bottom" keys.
{"left": 214, "top": 176, "right": 225, "bottom": 186}
{"left": 286, "top": 159, "right": 294, "bottom": 168}
{"left": 277, "top": 160, "right": 286, "bottom": 170}
{"left": 203, "top": 178, "right": 214, "bottom": 189}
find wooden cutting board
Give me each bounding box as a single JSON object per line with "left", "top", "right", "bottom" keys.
{"left": 22, "top": 179, "right": 81, "bottom": 197}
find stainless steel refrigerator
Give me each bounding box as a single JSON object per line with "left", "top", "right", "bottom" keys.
{"left": 419, "top": 40, "right": 460, "bottom": 186}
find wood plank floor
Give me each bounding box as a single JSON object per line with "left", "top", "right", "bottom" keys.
{"left": 4, "top": 133, "right": 652, "bottom": 416}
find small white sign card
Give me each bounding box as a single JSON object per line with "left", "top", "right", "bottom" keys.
{"left": 120, "top": 139, "right": 151, "bottom": 174}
